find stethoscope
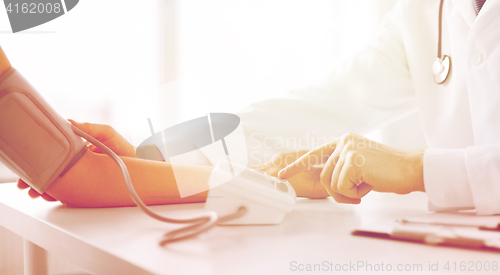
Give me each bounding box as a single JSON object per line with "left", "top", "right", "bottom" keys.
{"left": 433, "top": 0, "right": 451, "bottom": 84}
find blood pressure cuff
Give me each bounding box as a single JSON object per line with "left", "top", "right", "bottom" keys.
{"left": 0, "top": 68, "right": 86, "bottom": 193}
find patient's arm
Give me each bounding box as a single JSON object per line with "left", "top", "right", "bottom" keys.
{"left": 15, "top": 120, "right": 211, "bottom": 208}
{"left": 47, "top": 149, "right": 211, "bottom": 208}
{"left": 16, "top": 121, "right": 211, "bottom": 208}
{"left": 48, "top": 121, "right": 210, "bottom": 207}
{"left": 20, "top": 118, "right": 210, "bottom": 208}
{"left": 0, "top": 46, "right": 209, "bottom": 207}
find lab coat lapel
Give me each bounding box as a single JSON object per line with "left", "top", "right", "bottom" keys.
{"left": 465, "top": 0, "right": 500, "bottom": 145}
{"left": 450, "top": 0, "right": 477, "bottom": 26}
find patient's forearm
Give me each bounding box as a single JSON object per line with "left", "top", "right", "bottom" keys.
{"left": 1, "top": 46, "right": 209, "bottom": 207}
{"left": 46, "top": 150, "right": 211, "bottom": 208}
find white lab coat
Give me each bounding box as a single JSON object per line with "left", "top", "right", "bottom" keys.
{"left": 237, "top": 0, "right": 500, "bottom": 215}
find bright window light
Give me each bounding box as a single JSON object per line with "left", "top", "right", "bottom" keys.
{"left": 174, "top": 0, "right": 387, "bottom": 121}
{"left": 0, "top": 0, "right": 161, "bottom": 145}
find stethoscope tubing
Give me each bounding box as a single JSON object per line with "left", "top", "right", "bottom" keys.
{"left": 437, "top": 0, "right": 444, "bottom": 59}
{"left": 433, "top": 0, "right": 451, "bottom": 84}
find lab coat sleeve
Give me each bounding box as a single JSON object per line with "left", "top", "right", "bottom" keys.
{"left": 466, "top": 144, "right": 500, "bottom": 215}
{"left": 423, "top": 149, "right": 475, "bottom": 211}
{"left": 425, "top": 144, "right": 500, "bottom": 215}
{"left": 238, "top": 2, "right": 418, "bottom": 166}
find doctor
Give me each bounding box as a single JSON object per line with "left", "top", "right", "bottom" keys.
{"left": 242, "top": 0, "right": 500, "bottom": 215}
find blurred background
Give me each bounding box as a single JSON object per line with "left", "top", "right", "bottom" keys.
{"left": 0, "top": 0, "right": 425, "bottom": 274}
{"left": 0, "top": 0, "right": 401, "bottom": 146}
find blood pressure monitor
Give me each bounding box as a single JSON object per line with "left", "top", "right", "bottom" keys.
{"left": 206, "top": 160, "right": 296, "bottom": 225}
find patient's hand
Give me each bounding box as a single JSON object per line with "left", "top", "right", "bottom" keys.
{"left": 17, "top": 120, "right": 137, "bottom": 201}
{"left": 253, "top": 150, "right": 329, "bottom": 199}
{"left": 17, "top": 179, "right": 57, "bottom": 201}
{"left": 69, "top": 120, "right": 137, "bottom": 158}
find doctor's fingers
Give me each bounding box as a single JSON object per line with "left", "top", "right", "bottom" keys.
{"left": 320, "top": 151, "right": 367, "bottom": 202}
{"left": 316, "top": 143, "right": 362, "bottom": 203}
{"left": 328, "top": 189, "right": 362, "bottom": 204}
{"left": 319, "top": 140, "right": 347, "bottom": 192}
{"left": 336, "top": 154, "right": 372, "bottom": 199}
{"left": 278, "top": 141, "right": 339, "bottom": 179}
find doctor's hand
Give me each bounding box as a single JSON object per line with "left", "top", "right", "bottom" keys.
{"left": 278, "top": 133, "right": 425, "bottom": 204}
{"left": 253, "top": 150, "right": 330, "bottom": 199}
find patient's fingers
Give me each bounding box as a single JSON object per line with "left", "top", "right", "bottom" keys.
{"left": 69, "top": 119, "right": 111, "bottom": 141}
{"left": 88, "top": 144, "right": 103, "bottom": 154}
{"left": 41, "top": 193, "right": 57, "bottom": 202}
{"left": 18, "top": 179, "right": 58, "bottom": 202}
{"left": 28, "top": 188, "right": 42, "bottom": 198}
{"left": 17, "top": 179, "right": 29, "bottom": 189}
{"left": 69, "top": 119, "right": 137, "bottom": 158}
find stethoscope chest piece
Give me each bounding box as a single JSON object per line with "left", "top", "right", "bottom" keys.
{"left": 433, "top": 55, "right": 451, "bottom": 84}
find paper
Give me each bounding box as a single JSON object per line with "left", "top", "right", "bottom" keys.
{"left": 353, "top": 212, "right": 500, "bottom": 251}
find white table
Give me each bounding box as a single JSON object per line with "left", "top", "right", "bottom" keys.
{"left": 0, "top": 182, "right": 498, "bottom": 275}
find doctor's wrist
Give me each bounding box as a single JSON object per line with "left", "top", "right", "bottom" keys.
{"left": 407, "top": 151, "right": 425, "bottom": 192}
